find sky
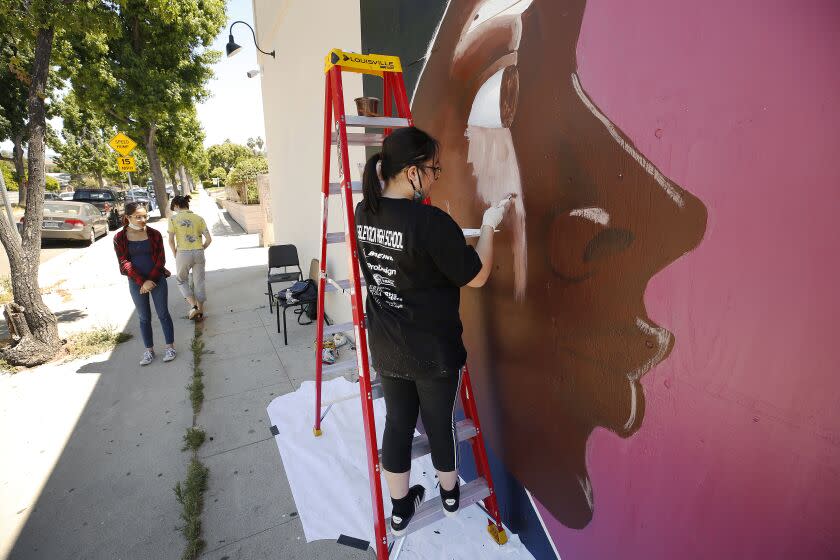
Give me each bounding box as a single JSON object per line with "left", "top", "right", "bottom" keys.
{"left": 1, "top": 0, "right": 265, "bottom": 156}
{"left": 197, "top": 0, "right": 267, "bottom": 148}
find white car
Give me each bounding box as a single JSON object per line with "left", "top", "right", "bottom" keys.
{"left": 59, "top": 191, "right": 74, "bottom": 200}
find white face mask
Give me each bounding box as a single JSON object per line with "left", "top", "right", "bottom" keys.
{"left": 127, "top": 222, "right": 145, "bottom": 231}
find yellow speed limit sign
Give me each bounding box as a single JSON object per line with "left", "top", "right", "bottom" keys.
{"left": 109, "top": 132, "right": 137, "bottom": 156}
{"left": 116, "top": 156, "right": 137, "bottom": 173}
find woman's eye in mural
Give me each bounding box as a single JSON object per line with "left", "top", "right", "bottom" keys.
{"left": 467, "top": 65, "right": 519, "bottom": 129}
{"left": 548, "top": 207, "right": 632, "bottom": 280}
{"left": 465, "top": 64, "right": 528, "bottom": 298}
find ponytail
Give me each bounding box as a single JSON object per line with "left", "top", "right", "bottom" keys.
{"left": 360, "top": 127, "right": 440, "bottom": 214}
{"left": 362, "top": 153, "right": 383, "bottom": 213}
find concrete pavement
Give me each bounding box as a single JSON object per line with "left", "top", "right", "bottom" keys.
{"left": 0, "top": 189, "right": 373, "bottom": 559}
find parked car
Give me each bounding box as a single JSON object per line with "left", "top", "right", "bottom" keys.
{"left": 24, "top": 201, "right": 109, "bottom": 245}
{"left": 72, "top": 188, "right": 125, "bottom": 229}
{"left": 59, "top": 191, "right": 75, "bottom": 200}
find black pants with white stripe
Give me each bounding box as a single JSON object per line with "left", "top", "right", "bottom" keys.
{"left": 380, "top": 370, "right": 462, "bottom": 473}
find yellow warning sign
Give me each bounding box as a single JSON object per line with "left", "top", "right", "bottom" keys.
{"left": 109, "top": 132, "right": 137, "bottom": 156}
{"left": 324, "top": 49, "right": 402, "bottom": 76}
{"left": 116, "top": 156, "right": 137, "bottom": 173}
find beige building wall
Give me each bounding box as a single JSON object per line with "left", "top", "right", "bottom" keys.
{"left": 252, "top": 0, "right": 366, "bottom": 324}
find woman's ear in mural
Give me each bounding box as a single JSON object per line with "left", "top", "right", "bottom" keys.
{"left": 412, "top": 0, "right": 708, "bottom": 529}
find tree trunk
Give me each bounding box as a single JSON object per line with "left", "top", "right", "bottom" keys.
{"left": 0, "top": 26, "right": 61, "bottom": 367}
{"left": 144, "top": 125, "right": 169, "bottom": 218}
{"left": 186, "top": 170, "right": 196, "bottom": 192}
{"left": 13, "top": 136, "right": 26, "bottom": 207}
{"left": 96, "top": 173, "right": 104, "bottom": 188}
{"left": 178, "top": 165, "right": 190, "bottom": 195}
{"left": 166, "top": 165, "right": 179, "bottom": 196}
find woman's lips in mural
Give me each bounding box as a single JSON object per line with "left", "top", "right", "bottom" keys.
{"left": 555, "top": 316, "right": 673, "bottom": 434}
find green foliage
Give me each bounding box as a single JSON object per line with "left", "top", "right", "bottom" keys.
{"left": 53, "top": 92, "right": 120, "bottom": 186}
{"left": 182, "top": 427, "right": 206, "bottom": 452}
{"left": 206, "top": 141, "right": 252, "bottom": 175}
{"left": 174, "top": 458, "right": 209, "bottom": 560}
{"left": 226, "top": 156, "right": 268, "bottom": 204}
{"left": 1, "top": 162, "right": 19, "bottom": 191}
{"left": 45, "top": 176, "right": 59, "bottom": 191}
{"left": 209, "top": 166, "right": 226, "bottom": 186}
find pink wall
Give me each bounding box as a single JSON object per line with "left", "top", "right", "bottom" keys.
{"left": 539, "top": 0, "right": 840, "bottom": 557}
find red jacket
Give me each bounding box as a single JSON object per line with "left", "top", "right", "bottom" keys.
{"left": 113, "top": 226, "right": 171, "bottom": 286}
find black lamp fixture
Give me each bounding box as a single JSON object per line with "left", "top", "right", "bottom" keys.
{"left": 226, "top": 20, "right": 275, "bottom": 59}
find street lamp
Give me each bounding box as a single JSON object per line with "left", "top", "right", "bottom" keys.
{"left": 226, "top": 20, "right": 275, "bottom": 59}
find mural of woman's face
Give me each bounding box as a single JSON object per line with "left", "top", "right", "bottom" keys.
{"left": 412, "top": 0, "right": 707, "bottom": 528}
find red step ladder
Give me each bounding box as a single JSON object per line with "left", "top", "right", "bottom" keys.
{"left": 312, "top": 48, "right": 508, "bottom": 558}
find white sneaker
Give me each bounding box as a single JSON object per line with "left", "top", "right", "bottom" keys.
{"left": 163, "top": 348, "right": 177, "bottom": 362}
{"left": 188, "top": 306, "right": 199, "bottom": 320}
{"left": 140, "top": 350, "right": 155, "bottom": 366}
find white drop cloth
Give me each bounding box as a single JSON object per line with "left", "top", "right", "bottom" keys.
{"left": 266, "top": 377, "right": 536, "bottom": 559}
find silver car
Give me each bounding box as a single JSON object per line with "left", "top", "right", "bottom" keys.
{"left": 38, "top": 201, "right": 109, "bottom": 245}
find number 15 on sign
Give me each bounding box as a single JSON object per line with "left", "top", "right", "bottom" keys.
{"left": 117, "top": 156, "right": 137, "bottom": 173}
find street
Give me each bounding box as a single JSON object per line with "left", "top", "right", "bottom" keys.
{"left": 0, "top": 237, "right": 100, "bottom": 279}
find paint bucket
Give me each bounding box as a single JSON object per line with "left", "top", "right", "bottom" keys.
{"left": 354, "top": 97, "right": 380, "bottom": 116}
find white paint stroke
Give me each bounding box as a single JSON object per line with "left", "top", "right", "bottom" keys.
{"left": 578, "top": 475, "right": 594, "bottom": 512}
{"left": 466, "top": 0, "right": 535, "bottom": 34}
{"left": 571, "top": 73, "right": 685, "bottom": 208}
{"left": 411, "top": 0, "right": 452, "bottom": 106}
{"left": 525, "top": 488, "right": 563, "bottom": 560}
{"left": 468, "top": 66, "right": 506, "bottom": 128}
{"left": 623, "top": 317, "right": 672, "bottom": 430}
{"left": 466, "top": 125, "right": 528, "bottom": 299}
{"left": 570, "top": 207, "right": 610, "bottom": 225}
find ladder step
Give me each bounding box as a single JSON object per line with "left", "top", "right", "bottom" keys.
{"left": 328, "top": 181, "right": 362, "bottom": 195}
{"left": 323, "top": 316, "right": 366, "bottom": 336}
{"left": 319, "top": 372, "right": 382, "bottom": 406}
{"left": 378, "top": 419, "right": 477, "bottom": 463}
{"left": 322, "top": 357, "right": 359, "bottom": 376}
{"left": 326, "top": 232, "right": 346, "bottom": 244}
{"left": 331, "top": 132, "right": 385, "bottom": 146}
{"left": 386, "top": 477, "right": 491, "bottom": 541}
{"left": 344, "top": 115, "right": 410, "bottom": 129}
{"left": 325, "top": 278, "right": 367, "bottom": 293}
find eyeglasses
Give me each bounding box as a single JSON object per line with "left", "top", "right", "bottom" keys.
{"left": 420, "top": 164, "right": 442, "bottom": 180}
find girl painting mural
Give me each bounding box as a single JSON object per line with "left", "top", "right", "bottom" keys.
{"left": 411, "top": 0, "right": 708, "bottom": 529}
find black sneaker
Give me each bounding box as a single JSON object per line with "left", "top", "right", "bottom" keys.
{"left": 390, "top": 484, "right": 425, "bottom": 536}
{"left": 440, "top": 481, "right": 460, "bottom": 517}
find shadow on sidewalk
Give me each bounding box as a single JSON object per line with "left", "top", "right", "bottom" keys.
{"left": 8, "top": 298, "right": 193, "bottom": 560}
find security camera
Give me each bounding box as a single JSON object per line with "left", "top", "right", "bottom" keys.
{"left": 247, "top": 69, "right": 261, "bottom": 78}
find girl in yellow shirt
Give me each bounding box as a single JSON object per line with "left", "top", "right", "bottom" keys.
{"left": 167, "top": 195, "right": 212, "bottom": 320}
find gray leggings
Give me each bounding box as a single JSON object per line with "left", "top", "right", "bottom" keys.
{"left": 175, "top": 249, "right": 206, "bottom": 303}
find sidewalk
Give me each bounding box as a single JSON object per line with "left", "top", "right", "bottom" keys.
{"left": 0, "top": 189, "right": 371, "bottom": 559}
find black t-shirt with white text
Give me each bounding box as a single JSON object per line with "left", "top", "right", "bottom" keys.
{"left": 355, "top": 198, "right": 482, "bottom": 380}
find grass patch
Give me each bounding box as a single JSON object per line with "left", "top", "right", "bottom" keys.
{"left": 181, "top": 426, "right": 206, "bottom": 452}
{"left": 175, "top": 324, "right": 209, "bottom": 560}
{"left": 174, "top": 458, "right": 209, "bottom": 560}
{"left": 65, "top": 326, "right": 132, "bottom": 360}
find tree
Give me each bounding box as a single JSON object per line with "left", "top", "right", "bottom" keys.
{"left": 0, "top": 11, "right": 32, "bottom": 206}
{"left": 226, "top": 155, "right": 268, "bottom": 204}
{"left": 66, "top": 0, "right": 226, "bottom": 217}
{"left": 207, "top": 141, "right": 252, "bottom": 175}
{"left": 53, "top": 93, "right": 119, "bottom": 188}
{"left": 210, "top": 166, "right": 226, "bottom": 187}
{"left": 0, "top": 0, "right": 109, "bottom": 365}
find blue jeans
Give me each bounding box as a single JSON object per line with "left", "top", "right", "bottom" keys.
{"left": 128, "top": 277, "right": 175, "bottom": 348}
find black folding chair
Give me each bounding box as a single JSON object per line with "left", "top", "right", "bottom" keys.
{"left": 266, "top": 245, "right": 303, "bottom": 314}
{"left": 274, "top": 259, "right": 319, "bottom": 345}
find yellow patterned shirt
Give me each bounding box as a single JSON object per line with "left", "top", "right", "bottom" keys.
{"left": 168, "top": 210, "right": 207, "bottom": 250}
